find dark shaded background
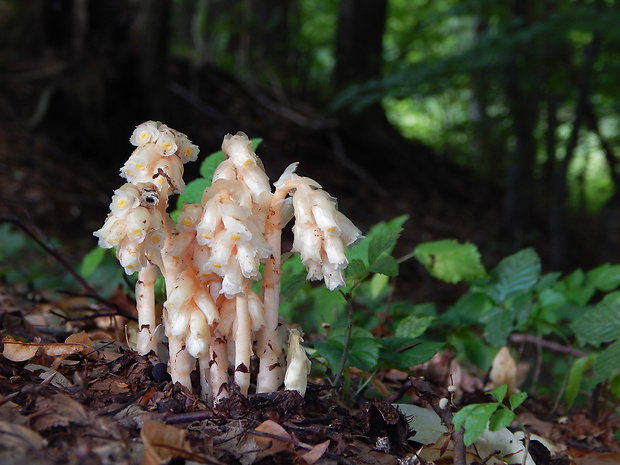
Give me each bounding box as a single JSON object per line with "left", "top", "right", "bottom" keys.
{"left": 1, "top": 0, "right": 619, "bottom": 303}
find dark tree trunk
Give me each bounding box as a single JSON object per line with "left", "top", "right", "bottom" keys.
{"left": 503, "top": 0, "right": 541, "bottom": 248}
{"left": 332, "top": 0, "right": 387, "bottom": 92}
{"left": 549, "top": 21, "right": 600, "bottom": 269}
{"left": 331, "top": 0, "right": 437, "bottom": 186}
{"left": 140, "top": 0, "right": 172, "bottom": 119}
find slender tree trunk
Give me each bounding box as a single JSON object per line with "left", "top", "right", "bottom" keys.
{"left": 332, "top": 0, "right": 387, "bottom": 92}
{"left": 140, "top": 0, "right": 172, "bottom": 119}
{"left": 549, "top": 31, "right": 599, "bottom": 268}
{"left": 503, "top": 0, "right": 541, "bottom": 248}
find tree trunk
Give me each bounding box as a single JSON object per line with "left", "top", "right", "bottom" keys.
{"left": 502, "top": 0, "right": 541, "bottom": 248}
{"left": 332, "top": 0, "right": 387, "bottom": 92}
{"left": 549, "top": 28, "right": 599, "bottom": 269}
{"left": 140, "top": 0, "right": 172, "bottom": 119}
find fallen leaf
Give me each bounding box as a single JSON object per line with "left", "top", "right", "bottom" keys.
{"left": 141, "top": 420, "right": 192, "bottom": 465}
{"left": 25, "top": 364, "right": 73, "bottom": 390}
{"left": 300, "top": 440, "right": 330, "bottom": 464}
{"left": 2, "top": 335, "right": 94, "bottom": 362}
{"left": 0, "top": 419, "right": 44, "bottom": 454}
{"left": 251, "top": 419, "right": 293, "bottom": 459}
{"left": 573, "top": 451, "right": 620, "bottom": 465}
{"left": 30, "top": 394, "right": 92, "bottom": 432}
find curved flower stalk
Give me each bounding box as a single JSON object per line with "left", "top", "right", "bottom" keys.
{"left": 95, "top": 123, "right": 361, "bottom": 405}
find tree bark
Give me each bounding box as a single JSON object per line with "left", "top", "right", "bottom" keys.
{"left": 503, "top": 0, "right": 541, "bottom": 248}
{"left": 549, "top": 28, "right": 600, "bottom": 269}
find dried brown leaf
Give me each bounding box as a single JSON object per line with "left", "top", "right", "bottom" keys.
{"left": 2, "top": 334, "right": 94, "bottom": 362}
{"left": 30, "top": 394, "right": 92, "bottom": 432}
{"left": 140, "top": 420, "right": 192, "bottom": 465}
{"left": 300, "top": 440, "right": 330, "bottom": 465}
{"left": 252, "top": 419, "right": 292, "bottom": 459}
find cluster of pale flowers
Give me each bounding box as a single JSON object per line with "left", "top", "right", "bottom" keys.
{"left": 94, "top": 121, "right": 362, "bottom": 405}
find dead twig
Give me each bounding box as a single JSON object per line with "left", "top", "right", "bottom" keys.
{"left": 0, "top": 214, "right": 137, "bottom": 321}
{"left": 409, "top": 377, "right": 466, "bottom": 465}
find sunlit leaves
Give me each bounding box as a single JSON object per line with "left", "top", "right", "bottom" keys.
{"left": 413, "top": 239, "right": 486, "bottom": 284}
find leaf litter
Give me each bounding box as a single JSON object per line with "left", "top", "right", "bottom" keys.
{"left": 1, "top": 283, "right": 620, "bottom": 464}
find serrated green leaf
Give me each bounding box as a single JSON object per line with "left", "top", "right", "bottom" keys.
{"left": 509, "top": 391, "right": 527, "bottom": 410}
{"left": 281, "top": 272, "right": 308, "bottom": 301}
{"left": 484, "top": 307, "right": 515, "bottom": 347}
{"left": 346, "top": 259, "right": 369, "bottom": 282}
{"left": 348, "top": 215, "right": 408, "bottom": 266}
{"left": 314, "top": 327, "right": 381, "bottom": 372}
{"left": 557, "top": 269, "right": 595, "bottom": 307}
{"left": 485, "top": 248, "right": 541, "bottom": 304}
{"left": 586, "top": 263, "right": 620, "bottom": 292}
{"left": 453, "top": 403, "right": 499, "bottom": 446}
{"left": 394, "top": 315, "right": 435, "bottom": 339}
{"left": 378, "top": 337, "right": 443, "bottom": 369}
{"left": 413, "top": 240, "right": 486, "bottom": 284}
{"left": 594, "top": 338, "right": 620, "bottom": 381}
{"left": 80, "top": 247, "right": 107, "bottom": 278}
{"left": 198, "top": 150, "right": 226, "bottom": 180}
{"left": 571, "top": 301, "right": 620, "bottom": 347}
{"left": 489, "top": 408, "right": 514, "bottom": 431}
{"left": 369, "top": 254, "right": 399, "bottom": 276}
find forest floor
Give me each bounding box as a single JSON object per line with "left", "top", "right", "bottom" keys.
{"left": 1, "top": 63, "right": 620, "bottom": 465}
{"left": 1, "top": 281, "right": 620, "bottom": 465}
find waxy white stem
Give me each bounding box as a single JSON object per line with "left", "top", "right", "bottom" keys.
{"left": 210, "top": 329, "right": 230, "bottom": 403}
{"left": 234, "top": 282, "right": 252, "bottom": 395}
{"left": 136, "top": 263, "right": 161, "bottom": 355}
{"left": 256, "top": 189, "right": 288, "bottom": 393}
{"left": 167, "top": 332, "right": 194, "bottom": 388}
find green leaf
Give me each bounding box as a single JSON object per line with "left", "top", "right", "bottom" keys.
{"left": 348, "top": 215, "right": 408, "bottom": 266}
{"left": 484, "top": 306, "right": 515, "bottom": 347}
{"left": 413, "top": 239, "right": 486, "bottom": 284}
{"left": 566, "top": 355, "right": 593, "bottom": 408}
{"left": 346, "top": 259, "right": 370, "bottom": 284}
{"left": 198, "top": 150, "right": 226, "bottom": 181}
{"left": 80, "top": 247, "right": 107, "bottom": 278}
{"left": 571, "top": 300, "right": 620, "bottom": 347}
{"left": 487, "top": 384, "right": 507, "bottom": 402}
{"left": 368, "top": 254, "right": 399, "bottom": 276}
{"left": 587, "top": 263, "right": 620, "bottom": 292}
{"left": 394, "top": 315, "right": 436, "bottom": 339}
{"left": 281, "top": 272, "right": 308, "bottom": 301}
{"left": 509, "top": 391, "right": 527, "bottom": 410}
{"left": 453, "top": 403, "right": 499, "bottom": 446}
{"left": 485, "top": 248, "right": 541, "bottom": 304}
{"left": 369, "top": 273, "right": 389, "bottom": 299}
{"left": 314, "top": 327, "right": 381, "bottom": 372}
{"left": 176, "top": 178, "right": 210, "bottom": 210}
{"left": 378, "top": 337, "right": 443, "bottom": 369}
{"left": 489, "top": 408, "right": 514, "bottom": 431}
{"left": 594, "top": 339, "right": 620, "bottom": 381}
{"left": 556, "top": 269, "right": 594, "bottom": 307}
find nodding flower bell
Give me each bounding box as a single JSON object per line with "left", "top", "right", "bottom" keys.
{"left": 95, "top": 123, "right": 362, "bottom": 406}
{"left": 275, "top": 166, "right": 362, "bottom": 290}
